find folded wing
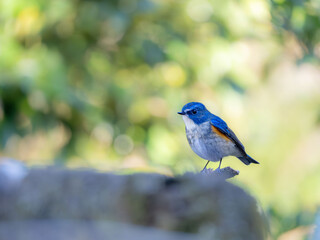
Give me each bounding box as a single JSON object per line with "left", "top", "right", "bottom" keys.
{"left": 210, "top": 116, "right": 246, "bottom": 155}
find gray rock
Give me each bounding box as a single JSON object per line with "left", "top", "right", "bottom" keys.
{"left": 0, "top": 165, "right": 267, "bottom": 240}
{"left": 0, "top": 220, "right": 199, "bottom": 240}
{"left": 0, "top": 158, "right": 28, "bottom": 192}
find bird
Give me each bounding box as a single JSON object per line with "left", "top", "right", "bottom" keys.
{"left": 178, "top": 102, "right": 259, "bottom": 171}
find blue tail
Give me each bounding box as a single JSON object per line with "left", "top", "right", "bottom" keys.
{"left": 238, "top": 155, "right": 259, "bottom": 165}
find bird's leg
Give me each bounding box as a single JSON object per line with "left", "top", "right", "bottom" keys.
{"left": 202, "top": 160, "right": 210, "bottom": 171}
{"left": 216, "top": 159, "right": 222, "bottom": 171}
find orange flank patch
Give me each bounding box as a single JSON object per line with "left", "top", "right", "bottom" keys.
{"left": 211, "top": 125, "right": 231, "bottom": 142}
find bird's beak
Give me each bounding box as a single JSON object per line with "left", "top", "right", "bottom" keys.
{"left": 177, "top": 111, "right": 185, "bottom": 115}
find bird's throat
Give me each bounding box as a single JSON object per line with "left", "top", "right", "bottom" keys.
{"left": 182, "top": 116, "right": 198, "bottom": 131}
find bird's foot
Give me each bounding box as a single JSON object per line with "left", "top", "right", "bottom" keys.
{"left": 201, "top": 167, "right": 207, "bottom": 173}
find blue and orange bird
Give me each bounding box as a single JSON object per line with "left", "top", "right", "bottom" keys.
{"left": 178, "top": 102, "right": 259, "bottom": 171}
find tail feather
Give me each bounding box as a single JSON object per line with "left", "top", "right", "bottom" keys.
{"left": 238, "top": 155, "right": 259, "bottom": 165}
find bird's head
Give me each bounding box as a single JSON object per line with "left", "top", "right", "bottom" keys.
{"left": 178, "top": 102, "right": 211, "bottom": 125}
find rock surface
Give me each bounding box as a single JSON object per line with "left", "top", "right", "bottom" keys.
{"left": 0, "top": 220, "right": 199, "bottom": 240}
{"left": 0, "top": 162, "right": 266, "bottom": 240}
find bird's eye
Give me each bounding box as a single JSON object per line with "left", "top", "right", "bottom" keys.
{"left": 192, "top": 110, "right": 197, "bottom": 114}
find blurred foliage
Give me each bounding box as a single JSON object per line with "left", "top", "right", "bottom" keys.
{"left": 0, "top": 0, "right": 320, "bottom": 238}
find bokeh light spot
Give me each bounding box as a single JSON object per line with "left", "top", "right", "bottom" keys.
{"left": 15, "top": 6, "right": 43, "bottom": 37}
{"left": 187, "top": 0, "right": 213, "bottom": 22}
{"left": 157, "top": 62, "right": 186, "bottom": 87}
{"left": 114, "top": 135, "right": 134, "bottom": 155}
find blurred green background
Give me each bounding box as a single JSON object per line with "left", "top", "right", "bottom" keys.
{"left": 0, "top": 0, "right": 320, "bottom": 238}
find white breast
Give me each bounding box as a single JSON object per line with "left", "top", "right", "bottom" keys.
{"left": 182, "top": 115, "right": 197, "bottom": 130}
{"left": 183, "top": 117, "right": 213, "bottom": 160}
{"left": 182, "top": 116, "right": 240, "bottom": 162}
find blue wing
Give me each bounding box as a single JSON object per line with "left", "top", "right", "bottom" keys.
{"left": 210, "top": 116, "right": 246, "bottom": 154}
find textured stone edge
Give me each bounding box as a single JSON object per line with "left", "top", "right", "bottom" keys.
{"left": 200, "top": 167, "right": 239, "bottom": 179}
